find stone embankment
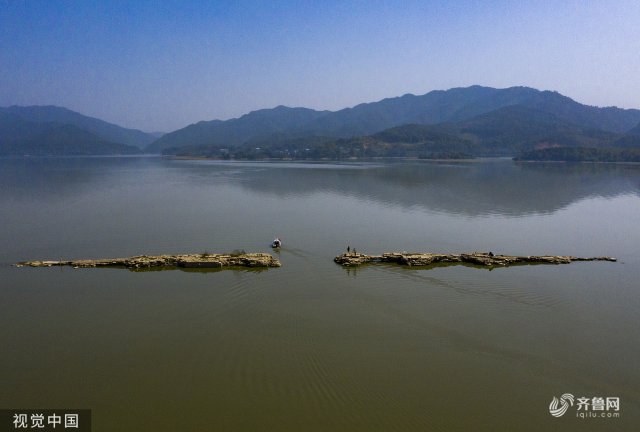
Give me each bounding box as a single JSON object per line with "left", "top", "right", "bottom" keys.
{"left": 16, "top": 253, "right": 281, "bottom": 270}
{"left": 334, "top": 252, "right": 617, "bottom": 267}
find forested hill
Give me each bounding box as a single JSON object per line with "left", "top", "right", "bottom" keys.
{"left": 627, "top": 121, "right": 640, "bottom": 135}
{"left": 0, "top": 112, "right": 141, "bottom": 156}
{"left": 146, "top": 106, "right": 328, "bottom": 153}
{"left": 147, "top": 85, "right": 640, "bottom": 153}
{"left": 163, "top": 104, "right": 640, "bottom": 160}
{"left": 1, "top": 105, "right": 156, "bottom": 149}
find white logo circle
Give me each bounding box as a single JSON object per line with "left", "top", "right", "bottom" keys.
{"left": 549, "top": 393, "right": 574, "bottom": 417}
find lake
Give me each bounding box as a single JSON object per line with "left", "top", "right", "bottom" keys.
{"left": 1, "top": 156, "right": 638, "bottom": 431}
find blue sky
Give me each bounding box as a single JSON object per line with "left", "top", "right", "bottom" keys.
{"left": 1, "top": 0, "right": 639, "bottom": 132}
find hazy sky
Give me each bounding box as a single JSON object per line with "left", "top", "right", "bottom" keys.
{"left": 2, "top": 0, "right": 640, "bottom": 132}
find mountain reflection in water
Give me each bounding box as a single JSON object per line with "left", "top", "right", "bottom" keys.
{"left": 173, "top": 158, "right": 640, "bottom": 216}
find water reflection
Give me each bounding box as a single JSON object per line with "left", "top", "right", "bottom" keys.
{"left": 223, "top": 160, "right": 640, "bottom": 216}
{"left": 1, "top": 157, "right": 639, "bottom": 217}
{"left": 0, "top": 156, "right": 161, "bottom": 201}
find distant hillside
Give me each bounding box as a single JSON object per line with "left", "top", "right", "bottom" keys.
{"left": 147, "top": 106, "right": 328, "bottom": 153}
{"left": 308, "top": 86, "right": 640, "bottom": 135}
{"left": 518, "top": 91, "right": 640, "bottom": 134}
{"left": 447, "top": 105, "right": 624, "bottom": 155}
{"left": 0, "top": 113, "right": 140, "bottom": 155}
{"left": 627, "top": 121, "right": 640, "bottom": 136}
{"left": 164, "top": 104, "right": 640, "bottom": 160}
{"left": 612, "top": 134, "right": 640, "bottom": 148}
{"left": 1, "top": 105, "right": 156, "bottom": 148}
{"left": 298, "top": 86, "right": 547, "bottom": 136}
{"left": 368, "top": 105, "right": 637, "bottom": 156}
{"left": 147, "top": 86, "right": 640, "bottom": 153}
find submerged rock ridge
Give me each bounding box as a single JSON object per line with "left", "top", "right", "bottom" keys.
{"left": 16, "top": 253, "right": 281, "bottom": 270}
{"left": 334, "top": 252, "right": 617, "bottom": 268}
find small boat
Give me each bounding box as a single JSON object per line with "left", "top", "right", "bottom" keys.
{"left": 271, "top": 238, "right": 282, "bottom": 248}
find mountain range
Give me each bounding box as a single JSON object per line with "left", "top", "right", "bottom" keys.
{"left": 2, "top": 85, "right": 640, "bottom": 158}
{"left": 150, "top": 85, "right": 640, "bottom": 156}
{"left": 0, "top": 106, "right": 158, "bottom": 155}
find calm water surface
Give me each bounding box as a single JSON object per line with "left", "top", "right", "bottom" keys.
{"left": 1, "top": 157, "right": 639, "bottom": 431}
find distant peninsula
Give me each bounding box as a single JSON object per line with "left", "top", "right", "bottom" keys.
{"left": 514, "top": 147, "right": 640, "bottom": 162}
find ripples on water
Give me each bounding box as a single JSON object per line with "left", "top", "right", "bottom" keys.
{"left": 1, "top": 157, "right": 639, "bottom": 431}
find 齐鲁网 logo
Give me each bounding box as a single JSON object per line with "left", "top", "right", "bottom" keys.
{"left": 549, "top": 393, "right": 574, "bottom": 417}
{"left": 548, "top": 394, "right": 621, "bottom": 419}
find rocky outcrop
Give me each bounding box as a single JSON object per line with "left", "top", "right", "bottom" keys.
{"left": 334, "top": 252, "right": 616, "bottom": 268}
{"left": 16, "top": 253, "right": 281, "bottom": 270}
